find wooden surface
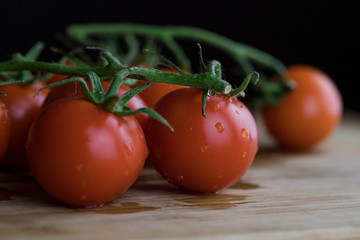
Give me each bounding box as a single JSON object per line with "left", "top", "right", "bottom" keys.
{"left": 1, "top": 111, "right": 360, "bottom": 240}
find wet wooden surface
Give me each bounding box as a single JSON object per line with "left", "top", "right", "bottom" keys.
{"left": 1, "top": 112, "right": 360, "bottom": 240}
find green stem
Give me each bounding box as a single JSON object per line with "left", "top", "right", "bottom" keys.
{"left": 67, "top": 23, "right": 286, "bottom": 78}
{"left": 0, "top": 57, "right": 232, "bottom": 94}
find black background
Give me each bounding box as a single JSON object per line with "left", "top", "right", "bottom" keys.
{"left": 1, "top": 0, "right": 359, "bottom": 112}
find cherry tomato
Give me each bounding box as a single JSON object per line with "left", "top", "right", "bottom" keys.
{"left": 0, "top": 100, "right": 11, "bottom": 163}
{"left": 145, "top": 88, "right": 258, "bottom": 193}
{"left": 133, "top": 68, "right": 188, "bottom": 108}
{"left": 262, "top": 64, "right": 343, "bottom": 150}
{"left": 26, "top": 97, "right": 148, "bottom": 207}
{"left": 42, "top": 81, "right": 149, "bottom": 130}
{"left": 0, "top": 82, "right": 49, "bottom": 169}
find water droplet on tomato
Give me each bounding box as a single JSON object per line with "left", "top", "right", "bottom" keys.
{"left": 235, "top": 110, "right": 240, "bottom": 115}
{"left": 76, "top": 163, "right": 85, "bottom": 172}
{"left": 124, "top": 169, "right": 130, "bottom": 177}
{"left": 249, "top": 132, "right": 253, "bottom": 143}
{"left": 242, "top": 152, "right": 247, "bottom": 159}
{"left": 213, "top": 102, "right": 220, "bottom": 111}
{"left": 200, "top": 144, "right": 209, "bottom": 153}
{"left": 215, "top": 122, "right": 225, "bottom": 133}
{"left": 124, "top": 143, "right": 133, "bottom": 156}
{"left": 241, "top": 128, "right": 248, "bottom": 138}
{"left": 192, "top": 94, "right": 202, "bottom": 103}
{"left": 177, "top": 175, "right": 184, "bottom": 181}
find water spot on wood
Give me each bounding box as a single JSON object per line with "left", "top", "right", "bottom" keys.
{"left": 73, "top": 202, "right": 160, "bottom": 214}
{"left": 229, "top": 181, "right": 260, "bottom": 190}
{"left": 174, "top": 194, "right": 247, "bottom": 210}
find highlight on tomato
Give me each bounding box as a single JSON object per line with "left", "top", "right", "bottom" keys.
{"left": 261, "top": 64, "right": 343, "bottom": 150}
{"left": 145, "top": 87, "right": 258, "bottom": 193}
{"left": 0, "top": 99, "right": 11, "bottom": 163}
{"left": 0, "top": 82, "right": 49, "bottom": 168}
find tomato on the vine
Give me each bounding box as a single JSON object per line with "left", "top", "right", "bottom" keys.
{"left": 0, "top": 100, "right": 11, "bottom": 163}
{"left": 26, "top": 97, "right": 148, "bottom": 207}
{"left": 261, "top": 64, "right": 343, "bottom": 150}
{"left": 42, "top": 81, "right": 149, "bottom": 130}
{"left": 0, "top": 82, "right": 49, "bottom": 168}
{"left": 145, "top": 88, "right": 258, "bottom": 193}
{"left": 133, "top": 68, "right": 188, "bottom": 108}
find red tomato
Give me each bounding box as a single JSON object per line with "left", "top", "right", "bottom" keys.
{"left": 145, "top": 88, "right": 258, "bottom": 193}
{"left": 0, "top": 100, "right": 11, "bottom": 163}
{"left": 43, "top": 81, "right": 149, "bottom": 130}
{"left": 133, "top": 68, "right": 188, "bottom": 108}
{"left": 26, "top": 97, "right": 148, "bottom": 207}
{"left": 0, "top": 82, "right": 49, "bottom": 169}
{"left": 262, "top": 64, "right": 343, "bottom": 150}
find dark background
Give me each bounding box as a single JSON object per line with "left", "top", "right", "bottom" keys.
{"left": 1, "top": 0, "right": 359, "bottom": 112}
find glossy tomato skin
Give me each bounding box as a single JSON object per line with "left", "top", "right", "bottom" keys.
{"left": 0, "top": 100, "right": 11, "bottom": 163}
{"left": 26, "top": 97, "right": 148, "bottom": 207}
{"left": 43, "top": 81, "right": 149, "bottom": 130}
{"left": 262, "top": 65, "right": 343, "bottom": 150}
{"left": 133, "top": 68, "right": 188, "bottom": 108}
{"left": 146, "top": 88, "right": 258, "bottom": 193}
{"left": 0, "top": 83, "right": 48, "bottom": 168}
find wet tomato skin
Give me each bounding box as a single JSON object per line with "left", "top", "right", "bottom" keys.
{"left": 0, "top": 100, "right": 11, "bottom": 162}
{"left": 0, "top": 82, "right": 49, "bottom": 168}
{"left": 146, "top": 88, "right": 258, "bottom": 193}
{"left": 43, "top": 81, "right": 149, "bottom": 130}
{"left": 26, "top": 97, "right": 148, "bottom": 207}
{"left": 262, "top": 65, "right": 343, "bottom": 150}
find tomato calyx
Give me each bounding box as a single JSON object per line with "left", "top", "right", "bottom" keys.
{"left": 37, "top": 70, "right": 173, "bottom": 131}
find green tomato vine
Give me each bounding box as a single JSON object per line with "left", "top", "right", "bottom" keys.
{"left": 0, "top": 23, "right": 293, "bottom": 127}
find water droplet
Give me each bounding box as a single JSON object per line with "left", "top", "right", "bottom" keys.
{"left": 215, "top": 122, "right": 225, "bottom": 133}
{"left": 249, "top": 133, "right": 253, "bottom": 143}
{"left": 213, "top": 185, "right": 220, "bottom": 191}
{"left": 200, "top": 144, "right": 209, "bottom": 153}
{"left": 213, "top": 102, "right": 220, "bottom": 111}
{"left": 76, "top": 163, "right": 85, "bottom": 172}
{"left": 177, "top": 175, "right": 184, "bottom": 181}
{"left": 241, "top": 128, "right": 248, "bottom": 138}
{"left": 235, "top": 110, "right": 240, "bottom": 115}
{"left": 192, "top": 94, "right": 202, "bottom": 103}
{"left": 186, "top": 127, "right": 193, "bottom": 132}
{"left": 218, "top": 174, "right": 223, "bottom": 179}
{"left": 124, "top": 169, "right": 130, "bottom": 177}
{"left": 242, "top": 152, "right": 247, "bottom": 159}
{"left": 124, "top": 143, "right": 133, "bottom": 156}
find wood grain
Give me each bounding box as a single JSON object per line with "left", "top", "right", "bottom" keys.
{"left": 0, "top": 112, "right": 360, "bottom": 240}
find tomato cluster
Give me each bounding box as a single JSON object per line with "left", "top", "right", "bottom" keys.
{"left": 0, "top": 62, "right": 342, "bottom": 208}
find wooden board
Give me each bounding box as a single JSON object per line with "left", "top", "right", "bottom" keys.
{"left": 1, "top": 111, "right": 360, "bottom": 240}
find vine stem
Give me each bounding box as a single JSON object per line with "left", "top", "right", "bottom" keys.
{"left": 67, "top": 23, "right": 287, "bottom": 79}
{"left": 0, "top": 58, "right": 232, "bottom": 94}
